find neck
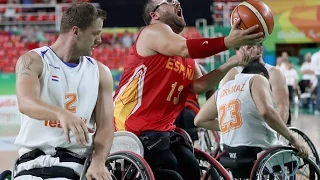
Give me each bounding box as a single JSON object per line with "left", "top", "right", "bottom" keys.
{"left": 258, "top": 57, "right": 264, "bottom": 64}
{"left": 49, "top": 35, "right": 79, "bottom": 63}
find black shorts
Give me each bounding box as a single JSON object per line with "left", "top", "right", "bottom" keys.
{"left": 175, "top": 107, "right": 199, "bottom": 141}
{"left": 219, "top": 145, "right": 263, "bottom": 179}
{"left": 139, "top": 131, "right": 200, "bottom": 180}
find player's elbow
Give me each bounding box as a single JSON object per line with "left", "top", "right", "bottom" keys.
{"left": 190, "top": 82, "right": 207, "bottom": 95}
{"left": 194, "top": 115, "right": 203, "bottom": 127}
{"left": 259, "top": 107, "right": 275, "bottom": 120}
{"left": 18, "top": 96, "right": 33, "bottom": 115}
{"left": 17, "top": 96, "right": 32, "bottom": 114}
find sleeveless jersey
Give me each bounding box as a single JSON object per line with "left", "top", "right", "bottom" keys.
{"left": 113, "top": 27, "right": 195, "bottom": 135}
{"left": 14, "top": 46, "right": 99, "bottom": 156}
{"left": 219, "top": 63, "right": 274, "bottom": 88}
{"left": 216, "top": 74, "right": 278, "bottom": 149}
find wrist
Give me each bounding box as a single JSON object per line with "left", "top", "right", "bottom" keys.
{"left": 227, "top": 55, "right": 242, "bottom": 67}
{"left": 224, "top": 36, "right": 233, "bottom": 49}
{"left": 55, "top": 109, "right": 66, "bottom": 122}
{"left": 92, "top": 153, "right": 107, "bottom": 162}
{"left": 288, "top": 134, "right": 296, "bottom": 143}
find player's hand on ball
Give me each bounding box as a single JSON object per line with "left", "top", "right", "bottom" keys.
{"left": 224, "top": 19, "right": 264, "bottom": 48}
{"left": 57, "top": 111, "right": 90, "bottom": 145}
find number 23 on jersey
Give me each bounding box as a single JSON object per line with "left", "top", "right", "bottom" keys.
{"left": 218, "top": 99, "right": 243, "bottom": 134}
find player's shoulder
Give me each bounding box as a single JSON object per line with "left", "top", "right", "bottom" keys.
{"left": 95, "top": 60, "right": 111, "bottom": 75}
{"left": 141, "top": 23, "right": 173, "bottom": 36}
{"left": 268, "top": 65, "right": 284, "bottom": 78}
{"left": 18, "top": 50, "right": 43, "bottom": 65}
{"left": 250, "top": 74, "right": 269, "bottom": 85}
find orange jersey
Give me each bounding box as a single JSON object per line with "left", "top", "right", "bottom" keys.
{"left": 113, "top": 28, "right": 195, "bottom": 136}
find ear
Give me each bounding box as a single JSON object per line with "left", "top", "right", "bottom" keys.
{"left": 71, "top": 26, "right": 80, "bottom": 36}
{"left": 150, "top": 11, "right": 160, "bottom": 21}
{"left": 259, "top": 46, "right": 264, "bottom": 55}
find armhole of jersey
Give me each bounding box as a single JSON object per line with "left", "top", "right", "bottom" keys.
{"left": 215, "top": 88, "right": 220, "bottom": 103}
{"left": 36, "top": 51, "right": 46, "bottom": 80}
{"left": 249, "top": 75, "right": 255, "bottom": 100}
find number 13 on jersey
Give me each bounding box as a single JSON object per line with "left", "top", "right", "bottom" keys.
{"left": 167, "top": 82, "right": 184, "bottom": 105}
{"left": 218, "top": 99, "right": 243, "bottom": 134}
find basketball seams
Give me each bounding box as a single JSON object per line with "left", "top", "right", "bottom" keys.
{"left": 239, "top": 1, "right": 270, "bottom": 38}
{"left": 236, "top": 7, "right": 249, "bottom": 29}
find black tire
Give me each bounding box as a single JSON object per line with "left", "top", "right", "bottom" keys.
{"left": 194, "top": 148, "right": 231, "bottom": 180}
{"left": 106, "top": 151, "right": 155, "bottom": 180}
{"left": 250, "top": 146, "right": 320, "bottom": 180}
{"left": 0, "top": 170, "right": 12, "bottom": 180}
{"left": 288, "top": 126, "right": 320, "bottom": 165}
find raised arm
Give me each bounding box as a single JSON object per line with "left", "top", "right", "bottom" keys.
{"left": 198, "top": 64, "right": 215, "bottom": 99}
{"left": 268, "top": 68, "right": 289, "bottom": 124}
{"left": 194, "top": 92, "right": 220, "bottom": 131}
{"left": 190, "top": 48, "right": 260, "bottom": 94}
{"left": 91, "top": 62, "right": 114, "bottom": 162}
{"left": 250, "top": 75, "right": 293, "bottom": 142}
{"left": 16, "top": 51, "right": 64, "bottom": 121}
{"left": 137, "top": 20, "right": 263, "bottom": 58}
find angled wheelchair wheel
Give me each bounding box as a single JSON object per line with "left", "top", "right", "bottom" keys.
{"left": 288, "top": 126, "right": 320, "bottom": 166}
{"left": 194, "top": 148, "right": 231, "bottom": 180}
{"left": 250, "top": 146, "right": 320, "bottom": 180}
{"left": 106, "top": 151, "right": 155, "bottom": 180}
{"left": 196, "top": 129, "right": 220, "bottom": 156}
{"left": 0, "top": 170, "right": 12, "bottom": 180}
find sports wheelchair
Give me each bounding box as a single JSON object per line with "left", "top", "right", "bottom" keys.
{"left": 210, "top": 126, "right": 320, "bottom": 180}
{"left": 0, "top": 128, "right": 232, "bottom": 180}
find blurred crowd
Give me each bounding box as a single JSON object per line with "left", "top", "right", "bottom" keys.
{"left": 276, "top": 51, "right": 320, "bottom": 114}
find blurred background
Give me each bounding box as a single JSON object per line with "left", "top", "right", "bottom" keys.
{"left": 1, "top": 0, "right": 320, "bottom": 172}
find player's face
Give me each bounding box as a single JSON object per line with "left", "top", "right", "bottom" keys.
{"left": 155, "top": 0, "right": 186, "bottom": 33}
{"left": 77, "top": 18, "right": 103, "bottom": 56}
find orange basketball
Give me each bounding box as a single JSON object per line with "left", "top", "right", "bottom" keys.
{"left": 230, "top": 0, "right": 274, "bottom": 39}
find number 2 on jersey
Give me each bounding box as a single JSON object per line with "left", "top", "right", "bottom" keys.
{"left": 218, "top": 99, "right": 242, "bottom": 134}
{"left": 65, "top": 93, "right": 77, "bottom": 113}
{"left": 167, "top": 82, "right": 184, "bottom": 105}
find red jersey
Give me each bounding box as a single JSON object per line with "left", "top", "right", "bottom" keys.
{"left": 113, "top": 29, "right": 195, "bottom": 136}
{"left": 185, "top": 92, "right": 200, "bottom": 114}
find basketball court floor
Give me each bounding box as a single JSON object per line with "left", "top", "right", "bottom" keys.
{"left": 0, "top": 109, "right": 319, "bottom": 172}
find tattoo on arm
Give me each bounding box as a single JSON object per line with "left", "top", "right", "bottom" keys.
{"left": 16, "top": 55, "right": 33, "bottom": 77}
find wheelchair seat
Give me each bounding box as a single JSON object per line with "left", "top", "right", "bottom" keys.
{"left": 110, "top": 131, "right": 144, "bottom": 157}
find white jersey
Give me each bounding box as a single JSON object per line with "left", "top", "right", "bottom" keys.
{"left": 216, "top": 74, "right": 278, "bottom": 149}
{"left": 218, "top": 63, "right": 274, "bottom": 88}
{"left": 14, "top": 46, "right": 100, "bottom": 156}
